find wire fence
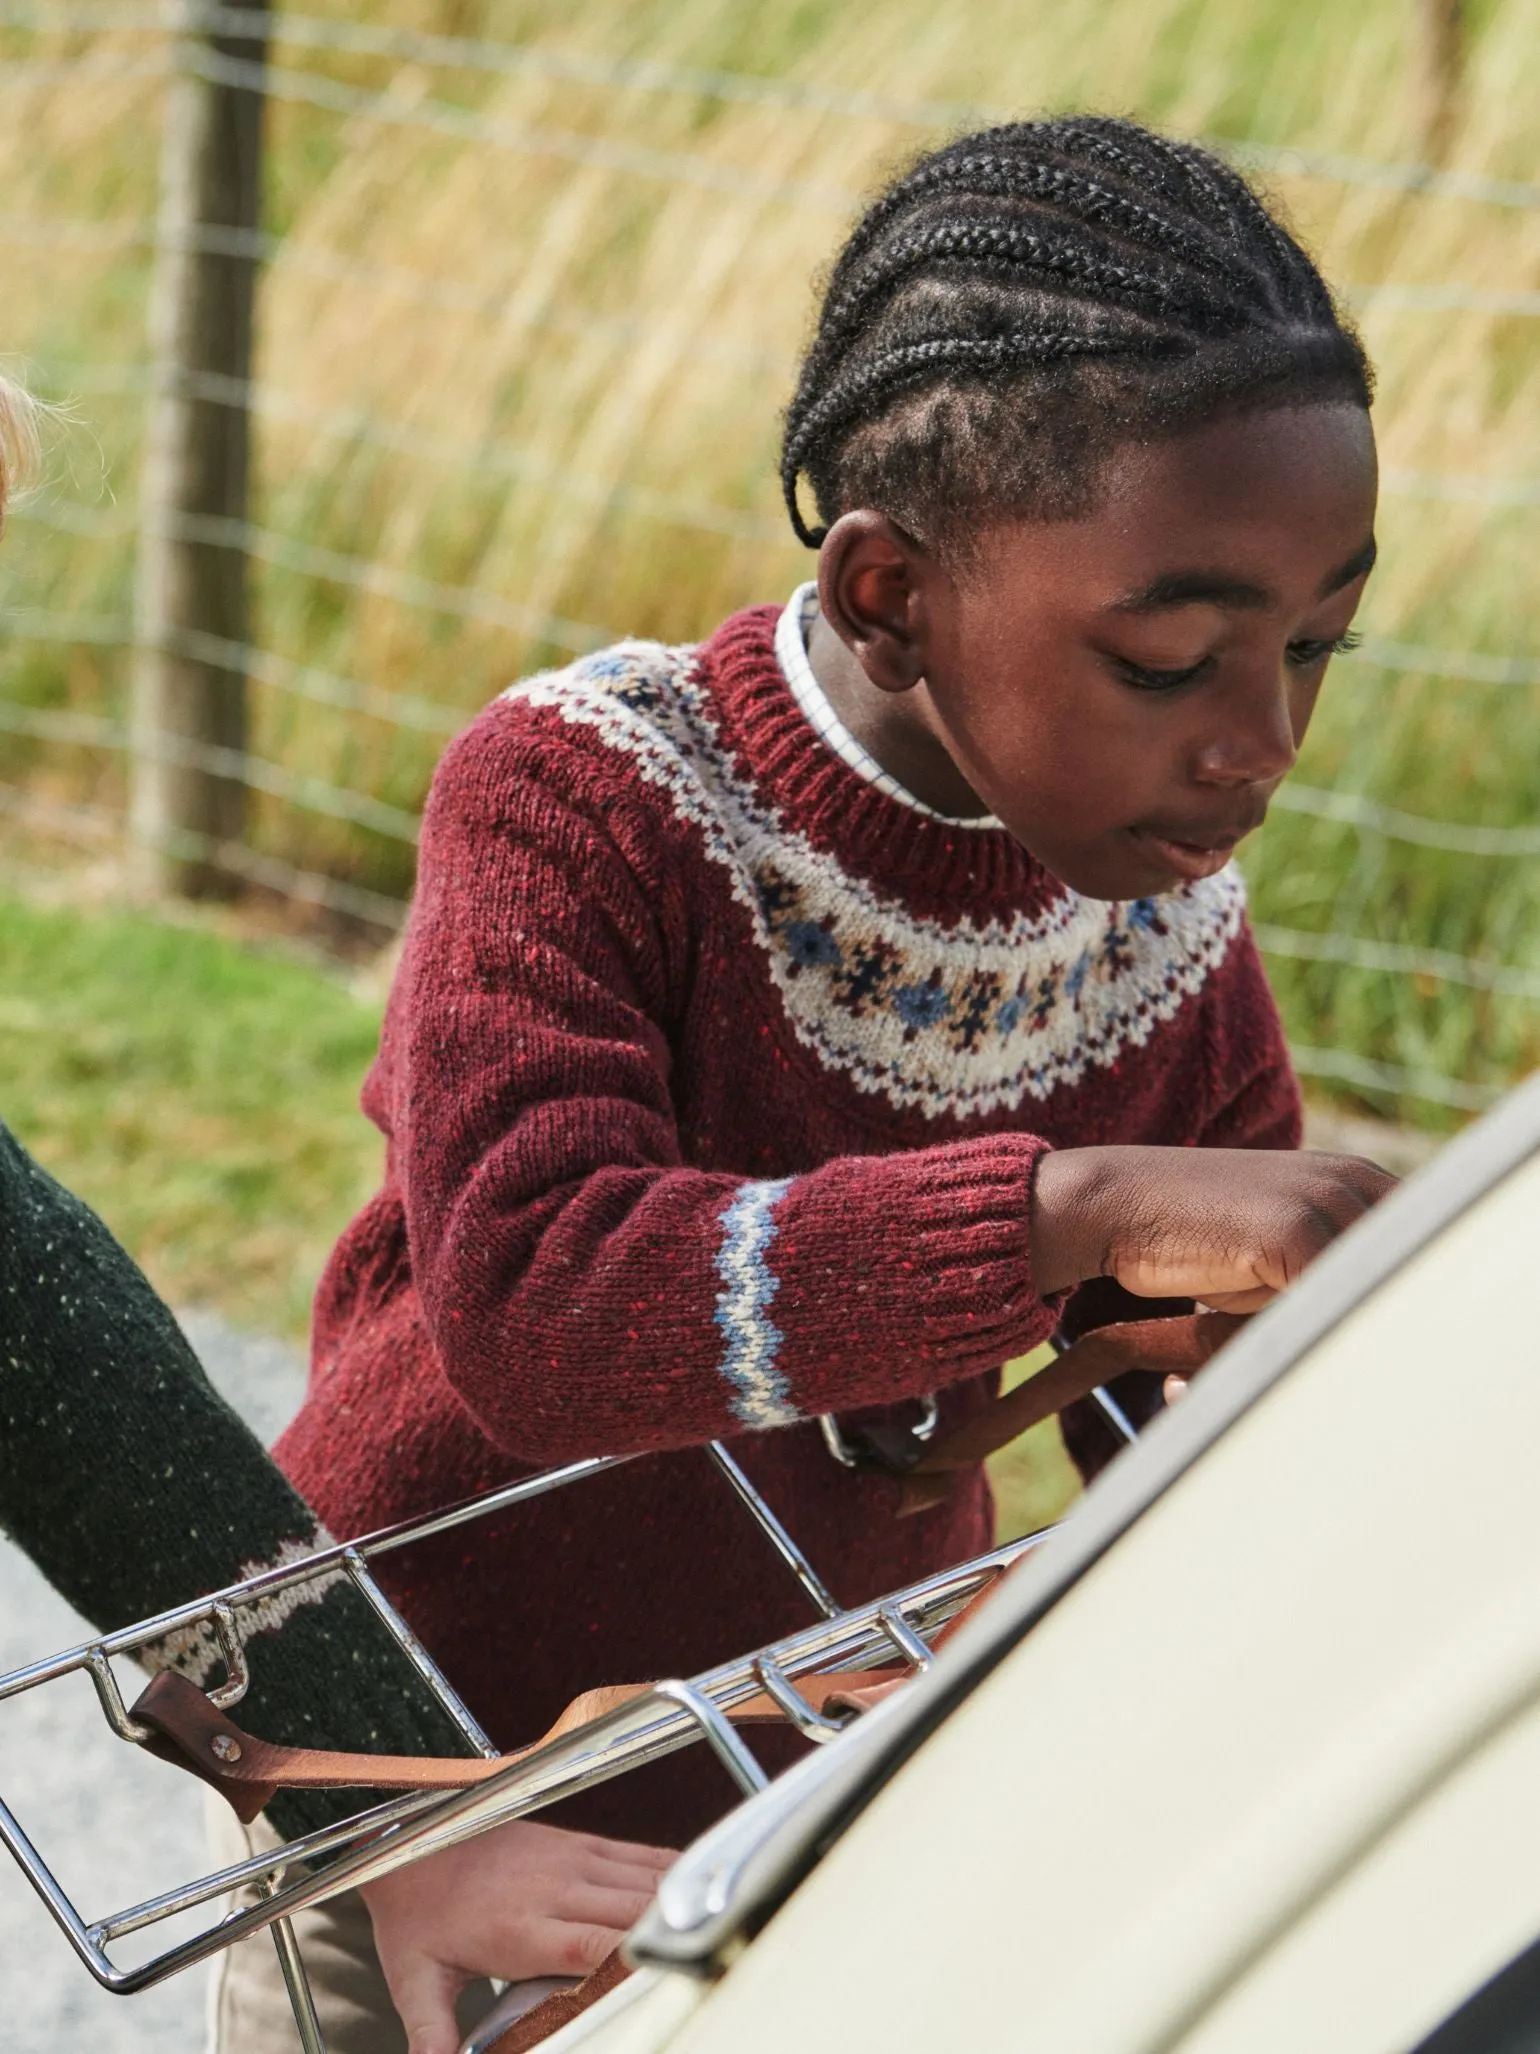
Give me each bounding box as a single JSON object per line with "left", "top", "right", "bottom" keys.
{"left": 1, "top": 5, "right": 1537, "bottom": 1121}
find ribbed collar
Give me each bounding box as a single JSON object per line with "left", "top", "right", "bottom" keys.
{"left": 774, "top": 584, "right": 1003, "bottom": 831}
{"left": 700, "top": 602, "right": 1061, "bottom": 922}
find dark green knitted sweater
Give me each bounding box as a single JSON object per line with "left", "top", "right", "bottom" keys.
{"left": 0, "top": 1120, "right": 475, "bottom": 1838}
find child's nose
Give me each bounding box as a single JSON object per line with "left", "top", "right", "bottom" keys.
{"left": 1192, "top": 673, "right": 1298, "bottom": 788}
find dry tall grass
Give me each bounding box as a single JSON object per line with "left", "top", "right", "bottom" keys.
{"left": 1, "top": 0, "right": 1537, "bottom": 1116}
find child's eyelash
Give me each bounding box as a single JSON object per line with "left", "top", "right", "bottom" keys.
{"left": 1114, "top": 656, "right": 1210, "bottom": 692}
{"left": 1116, "top": 629, "right": 1363, "bottom": 693}
{"left": 1287, "top": 629, "right": 1363, "bottom": 667}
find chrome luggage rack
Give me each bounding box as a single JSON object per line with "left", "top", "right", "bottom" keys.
{"left": 0, "top": 1396, "right": 1138, "bottom": 2051}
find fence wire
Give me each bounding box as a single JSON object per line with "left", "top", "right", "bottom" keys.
{"left": 0, "top": 25, "right": 1536, "bottom": 1116}
{"left": 6, "top": 3, "right": 1540, "bottom": 209}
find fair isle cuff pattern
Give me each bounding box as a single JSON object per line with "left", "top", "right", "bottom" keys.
{"left": 140, "top": 1529, "right": 347, "bottom": 1687}
{"left": 712, "top": 1177, "right": 799, "bottom": 1429}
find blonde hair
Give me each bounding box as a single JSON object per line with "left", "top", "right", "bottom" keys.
{"left": 0, "top": 369, "right": 42, "bottom": 538}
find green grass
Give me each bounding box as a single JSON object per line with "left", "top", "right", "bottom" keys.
{"left": 0, "top": 888, "right": 385, "bottom": 1336}
{"left": 989, "top": 1348, "right": 1086, "bottom": 1544}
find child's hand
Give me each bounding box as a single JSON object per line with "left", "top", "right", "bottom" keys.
{"left": 361, "top": 1818, "right": 674, "bottom": 2054}
{"left": 1031, "top": 1147, "right": 1395, "bottom": 1313}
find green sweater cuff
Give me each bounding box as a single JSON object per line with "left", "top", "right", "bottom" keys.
{"left": 0, "top": 1120, "right": 477, "bottom": 1839}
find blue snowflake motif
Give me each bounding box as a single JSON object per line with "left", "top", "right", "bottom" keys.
{"left": 892, "top": 981, "right": 952, "bottom": 1031}
{"left": 995, "top": 994, "right": 1027, "bottom": 1036}
{"left": 579, "top": 652, "right": 634, "bottom": 682}
{"left": 1065, "top": 953, "right": 1091, "bottom": 1000}
{"left": 1128, "top": 897, "right": 1161, "bottom": 931}
{"left": 783, "top": 921, "right": 844, "bottom": 971}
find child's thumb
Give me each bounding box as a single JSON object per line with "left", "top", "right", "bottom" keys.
{"left": 387, "top": 1952, "right": 465, "bottom": 2054}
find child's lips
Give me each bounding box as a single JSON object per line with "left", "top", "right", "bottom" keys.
{"left": 1128, "top": 825, "right": 1244, "bottom": 882}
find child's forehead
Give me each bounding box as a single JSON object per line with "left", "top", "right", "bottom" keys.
{"left": 965, "top": 406, "right": 1378, "bottom": 596}
{"left": 993, "top": 404, "right": 1379, "bottom": 550}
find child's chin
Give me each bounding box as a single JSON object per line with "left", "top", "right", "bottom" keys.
{"left": 1034, "top": 843, "right": 1183, "bottom": 904}
{"left": 1106, "top": 828, "right": 1236, "bottom": 898}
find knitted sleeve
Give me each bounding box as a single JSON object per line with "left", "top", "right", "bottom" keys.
{"left": 0, "top": 1121, "right": 477, "bottom": 1837}
{"left": 387, "top": 709, "right": 1065, "bottom": 1466}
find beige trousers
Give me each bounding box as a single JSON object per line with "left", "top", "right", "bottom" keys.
{"left": 204, "top": 1796, "right": 497, "bottom": 2054}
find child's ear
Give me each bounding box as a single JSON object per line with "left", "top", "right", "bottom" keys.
{"left": 816, "top": 511, "right": 935, "bottom": 695}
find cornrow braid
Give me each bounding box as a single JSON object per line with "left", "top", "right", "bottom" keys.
{"left": 816, "top": 220, "right": 1252, "bottom": 356}
{"left": 824, "top": 151, "right": 1241, "bottom": 309}
{"left": 782, "top": 116, "right": 1371, "bottom": 551}
{"left": 784, "top": 330, "right": 1180, "bottom": 508}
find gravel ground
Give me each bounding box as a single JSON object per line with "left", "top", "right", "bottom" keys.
{"left": 0, "top": 1317, "right": 307, "bottom": 2054}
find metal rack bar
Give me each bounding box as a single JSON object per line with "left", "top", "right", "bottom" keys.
{"left": 876, "top": 1605, "right": 934, "bottom": 1672}
{"left": 342, "top": 1550, "right": 498, "bottom": 1759}
{"left": 749, "top": 1655, "right": 848, "bottom": 1743}
{"left": 0, "top": 1793, "right": 97, "bottom": 1957}
{"left": 206, "top": 1602, "right": 254, "bottom": 1711}
{"left": 260, "top": 1839, "right": 328, "bottom": 2052}
{"left": 93, "top": 1787, "right": 453, "bottom": 1944}
{"left": 267, "top": 1893, "right": 328, "bottom": 2054}
{"left": 1, "top": 1528, "right": 1051, "bottom": 1995}
{"left": 650, "top": 1682, "right": 769, "bottom": 1798}
{"left": 707, "top": 1442, "right": 840, "bottom": 1618}
{"left": 84, "top": 1647, "right": 150, "bottom": 1743}
{"left": 0, "top": 1454, "right": 634, "bottom": 1707}
{"left": 1092, "top": 1386, "right": 1141, "bottom": 1446}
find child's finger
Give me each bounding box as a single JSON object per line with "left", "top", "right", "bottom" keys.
{"left": 379, "top": 1948, "right": 465, "bottom": 2054}
{"left": 551, "top": 1880, "right": 662, "bottom": 1933}
{"left": 527, "top": 1916, "right": 627, "bottom": 1979}
{"left": 571, "top": 1831, "right": 677, "bottom": 1872}
{"left": 578, "top": 1852, "right": 676, "bottom": 1903}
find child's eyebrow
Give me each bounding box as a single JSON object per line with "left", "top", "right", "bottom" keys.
{"left": 1108, "top": 534, "right": 1377, "bottom": 616}
{"left": 1108, "top": 570, "right": 1272, "bottom": 614}
{"left": 1318, "top": 536, "right": 1377, "bottom": 596}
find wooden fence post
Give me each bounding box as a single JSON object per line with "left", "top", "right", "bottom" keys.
{"left": 1420, "top": 0, "right": 1464, "bottom": 165}
{"left": 129, "top": 0, "right": 270, "bottom": 899}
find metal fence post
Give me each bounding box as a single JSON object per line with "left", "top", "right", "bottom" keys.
{"left": 130, "top": 0, "right": 270, "bottom": 899}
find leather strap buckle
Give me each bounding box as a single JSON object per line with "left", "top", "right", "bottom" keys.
{"left": 818, "top": 1394, "right": 939, "bottom": 1475}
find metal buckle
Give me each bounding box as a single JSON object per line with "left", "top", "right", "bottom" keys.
{"left": 818, "top": 1393, "right": 940, "bottom": 1474}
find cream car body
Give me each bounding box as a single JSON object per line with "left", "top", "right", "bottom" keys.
{"left": 549, "top": 1072, "right": 1540, "bottom": 2054}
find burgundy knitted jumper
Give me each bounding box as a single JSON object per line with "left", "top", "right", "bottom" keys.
{"left": 277, "top": 596, "right": 1299, "bottom": 1845}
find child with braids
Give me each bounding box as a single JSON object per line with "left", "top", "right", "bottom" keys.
{"left": 281, "top": 117, "right": 1393, "bottom": 1873}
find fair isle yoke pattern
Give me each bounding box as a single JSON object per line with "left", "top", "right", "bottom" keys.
{"left": 504, "top": 641, "right": 1248, "bottom": 1120}
{"left": 711, "top": 1178, "right": 798, "bottom": 1429}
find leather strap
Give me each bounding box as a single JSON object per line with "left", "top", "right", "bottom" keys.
{"left": 133, "top": 1558, "right": 1020, "bottom": 1825}
{"left": 895, "top": 1312, "right": 1244, "bottom": 1514}
{"left": 480, "top": 1949, "right": 631, "bottom": 2054}
{"left": 131, "top": 1664, "right": 917, "bottom": 1824}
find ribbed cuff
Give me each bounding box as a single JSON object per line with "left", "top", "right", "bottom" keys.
{"left": 774, "top": 1131, "right": 1066, "bottom": 1413}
